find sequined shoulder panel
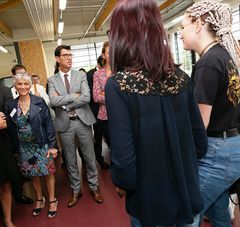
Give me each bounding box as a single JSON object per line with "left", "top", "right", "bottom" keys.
{"left": 111, "top": 69, "right": 190, "bottom": 96}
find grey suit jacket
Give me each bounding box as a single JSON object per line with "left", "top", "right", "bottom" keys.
{"left": 48, "top": 70, "right": 96, "bottom": 132}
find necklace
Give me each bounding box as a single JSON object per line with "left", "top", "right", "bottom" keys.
{"left": 19, "top": 99, "right": 30, "bottom": 113}
{"left": 199, "top": 40, "right": 218, "bottom": 57}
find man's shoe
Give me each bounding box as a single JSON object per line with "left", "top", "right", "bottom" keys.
{"left": 90, "top": 188, "right": 103, "bottom": 204}
{"left": 68, "top": 192, "right": 82, "bottom": 207}
{"left": 15, "top": 195, "right": 33, "bottom": 204}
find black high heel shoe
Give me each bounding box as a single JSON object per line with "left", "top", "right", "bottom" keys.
{"left": 32, "top": 197, "right": 46, "bottom": 216}
{"left": 48, "top": 198, "right": 58, "bottom": 218}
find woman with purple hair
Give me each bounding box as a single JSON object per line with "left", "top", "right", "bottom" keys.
{"left": 105, "top": 0, "right": 208, "bottom": 226}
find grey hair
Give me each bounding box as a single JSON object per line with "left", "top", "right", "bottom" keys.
{"left": 13, "top": 73, "right": 32, "bottom": 86}
{"left": 187, "top": 0, "right": 240, "bottom": 67}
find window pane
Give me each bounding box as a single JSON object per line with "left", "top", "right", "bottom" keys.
{"left": 71, "top": 42, "right": 104, "bottom": 71}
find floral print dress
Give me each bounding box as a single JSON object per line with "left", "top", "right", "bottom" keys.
{"left": 17, "top": 107, "right": 55, "bottom": 177}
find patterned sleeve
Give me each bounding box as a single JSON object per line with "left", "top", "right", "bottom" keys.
{"left": 93, "top": 70, "right": 105, "bottom": 104}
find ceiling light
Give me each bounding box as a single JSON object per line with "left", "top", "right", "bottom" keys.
{"left": 59, "top": 0, "right": 67, "bottom": 10}
{"left": 57, "top": 38, "right": 62, "bottom": 46}
{"left": 0, "top": 45, "right": 8, "bottom": 53}
{"left": 58, "top": 20, "right": 64, "bottom": 34}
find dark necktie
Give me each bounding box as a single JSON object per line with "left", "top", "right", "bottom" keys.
{"left": 64, "top": 74, "right": 76, "bottom": 116}
{"left": 64, "top": 74, "right": 70, "bottom": 93}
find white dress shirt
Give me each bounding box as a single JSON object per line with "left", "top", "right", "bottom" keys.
{"left": 59, "top": 70, "right": 71, "bottom": 88}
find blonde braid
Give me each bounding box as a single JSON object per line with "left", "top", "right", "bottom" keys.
{"left": 187, "top": 0, "right": 240, "bottom": 67}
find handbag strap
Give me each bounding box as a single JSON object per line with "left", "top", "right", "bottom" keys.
{"left": 229, "top": 178, "right": 240, "bottom": 207}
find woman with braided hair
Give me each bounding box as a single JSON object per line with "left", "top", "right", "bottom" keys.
{"left": 180, "top": 0, "right": 240, "bottom": 226}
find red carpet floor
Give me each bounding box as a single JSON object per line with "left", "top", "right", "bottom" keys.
{"left": 1, "top": 150, "right": 240, "bottom": 227}
{"left": 7, "top": 157, "right": 130, "bottom": 227}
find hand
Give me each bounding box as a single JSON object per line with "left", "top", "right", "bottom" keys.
{"left": 116, "top": 187, "right": 126, "bottom": 198}
{"left": 0, "top": 112, "right": 6, "bottom": 119}
{"left": 0, "top": 117, "right": 7, "bottom": 129}
{"left": 47, "top": 148, "right": 58, "bottom": 159}
{"left": 34, "top": 91, "right": 40, "bottom": 96}
{"left": 52, "top": 91, "right": 59, "bottom": 97}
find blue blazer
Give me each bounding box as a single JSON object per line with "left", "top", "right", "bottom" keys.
{"left": 8, "top": 95, "right": 55, "bottom": 152}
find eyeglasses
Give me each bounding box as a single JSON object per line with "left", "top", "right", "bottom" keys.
{"left": 178, "top": 23, "right": 192, "bottom": 31}
{"left": 59, "top": 54, "right": 73, "bottom": 58}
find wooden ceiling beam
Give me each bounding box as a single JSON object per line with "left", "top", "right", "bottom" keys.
{"left": 0, "top": 0, "right": 22, "bottom": 11}
{"left": 0, "top": 19, "right": 13, "bottom": 37}
{"left": 159, "top": 0, "right": 176, "bottom": 11}
{"left": 95, "top": 0, "right": 117, "bottom": 31}
{"left": 95, "top": 0, "right": 177, "bottom": 31}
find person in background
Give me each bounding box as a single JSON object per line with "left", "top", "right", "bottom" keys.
{"left": 9, "top": 64, "right": 33, "bottom": 205}
{"left": 179, "top": 0, "right": 240, "bottom": 226}
{"left": 31, "top": 74, "right": 55, "bottom": 120}
{"left": 30, "top": 74, "right": 50, "bottom": 105}
{"left": 86, "top": 56, "right": 104, "bottom": 168}
{"left": 87, "top": 56, "right": 103, "bottom": 119}
{"left": 11, "top": 65, "right": 51, "bottom": 106}
{"left": 105, "top": 0, "right": 208, "bottom": 226}
{"left": 31, "top": 74, "right": 40, "bottom": 85}
{"left": 48, "top": 45, "right": 103, "bottom": 207}
{"left": 79, "top": 68, "right": 86, "bottom": 74}
{"left": 8, "top": 73, "right": 58, "bottom": 218}
{"left": 11, "top": 64, "right": 27, "bottom": 99}
{"left": 0, "top": 85, "right": 19, "bottom": 227}
{"left": 93, "top": 42, "right": 111, "bottom": 169}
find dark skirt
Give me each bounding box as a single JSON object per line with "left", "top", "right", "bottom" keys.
{"left": 0, "top": 131, "right": 19, "bottom": 185}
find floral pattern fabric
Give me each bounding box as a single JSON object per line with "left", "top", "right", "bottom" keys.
{"left": 17, "top": 108, "right": 55, "bottom": 177}
{"left": 93, "top": 68, "right": 110, "bottom": 120}
{"left": 113, "top": 69, "right": 189, "bottom": 96}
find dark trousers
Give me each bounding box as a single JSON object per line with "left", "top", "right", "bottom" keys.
{"left": 11, "top": 179, "right": 23, "bottom": 199}
{"left": 11, "top": 155, "right": 25, "bottom": 199}
{"left": 94, "top": 119, "right": 110, "bottom": 164}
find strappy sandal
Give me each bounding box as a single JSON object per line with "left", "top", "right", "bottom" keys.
{"left": 32, "top": 197, "right": 46, "bottom": 217}
{"left": 48, "top": 198, "right": 58, "bottom": 218}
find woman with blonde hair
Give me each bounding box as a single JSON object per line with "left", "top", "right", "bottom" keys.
{"left": 180, "top": 0, "right": 240, "bottom": 226}
{"left": 8, "top": 73, "right": 58, "bottom": 218}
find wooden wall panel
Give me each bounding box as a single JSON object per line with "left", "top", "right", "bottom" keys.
{"left": 18, "top": 39, "right": 48, "bottom": 87}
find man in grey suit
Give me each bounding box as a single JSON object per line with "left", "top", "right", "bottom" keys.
{"left": 48, "top": 45, "right": 103, "bottom": 207}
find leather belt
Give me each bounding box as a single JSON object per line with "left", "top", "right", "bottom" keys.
{"left": 207, "top": 127, "right": 240, "bottom": 138}
{"left": 69, "top": 116, "right": 79, "bottom": 121}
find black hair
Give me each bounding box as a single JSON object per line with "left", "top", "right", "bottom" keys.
{"left": 11, "top": 64, "right": 26, "bottom": 75}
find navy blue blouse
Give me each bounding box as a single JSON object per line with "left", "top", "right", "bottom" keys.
{"left": 105, "top": 69, "right": 208, "bottom": 227}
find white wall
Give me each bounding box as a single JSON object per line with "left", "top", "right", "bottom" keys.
{"left": 0, "top": 45, "right": 18, "bottom": 78}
